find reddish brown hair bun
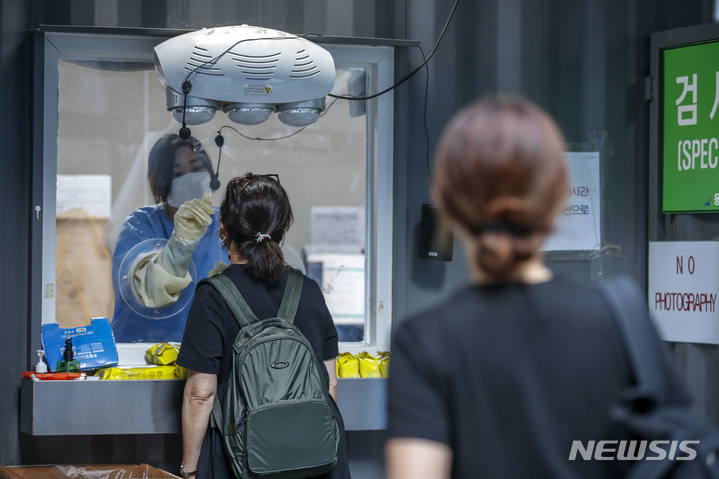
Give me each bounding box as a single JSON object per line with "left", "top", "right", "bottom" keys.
{"left": 434, "top": 96, "right": 568, "bottom": 279}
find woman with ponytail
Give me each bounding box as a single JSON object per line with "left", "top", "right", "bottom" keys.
{"left": 177, "top": 173, "right": 351, "bottom": 479}
{"left": 385, "top": 96, "right": 656, "bottom": 478}
{"left": 218, "top": 173, "right": 292, "bottom": 284}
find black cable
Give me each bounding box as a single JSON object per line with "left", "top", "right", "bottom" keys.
{"left": 183, "top": 0, "right": 459, "bottom": 103}
{"left": 213, "top": 132, "right": 224, "bottom": 190}
{"left": 186, "top": 1, "right": 459, "bottom": 177}
{"left": 179, "top": 0, "right": 460, "bottom": 127}
{"left": 218, "top": 124, "right": 304, "bottom": 142}
{"left": 179, "top": 81, "right": 192, "bottom": 139}
{"left": 327, "top": 0, "right": 459, "bottom": 102}
{"left": 419, "top": 45, "right": 432, "bottom": 187}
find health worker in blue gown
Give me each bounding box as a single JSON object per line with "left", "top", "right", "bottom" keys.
{"left": 111, "top": 133, "right": 228, "bottom": 342}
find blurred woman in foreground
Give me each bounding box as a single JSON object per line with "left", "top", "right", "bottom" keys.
{"left": 385, "top": 96, "right": 649, "bottom": 478}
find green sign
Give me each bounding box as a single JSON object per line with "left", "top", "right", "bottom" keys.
{"left": 663, "top": 40, "right": 719, "bottom": 213}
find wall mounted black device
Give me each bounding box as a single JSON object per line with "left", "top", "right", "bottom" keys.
{"left": 418, "top": 204, "right": 453, "bottom": 261}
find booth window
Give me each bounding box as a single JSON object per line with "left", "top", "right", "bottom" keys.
{"left": 34, "top": 29, "right": 394, "bottom": 358}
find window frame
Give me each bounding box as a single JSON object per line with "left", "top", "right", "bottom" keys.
{"left": 33, "top": 28, "right": 394, "bottom": 363}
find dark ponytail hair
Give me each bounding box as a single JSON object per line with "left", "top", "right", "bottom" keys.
{"left": 434, "top": 96, "right": 568, "bottom": 280}
{"left": 220, "top": 173, "right": 294, "bottom": 284}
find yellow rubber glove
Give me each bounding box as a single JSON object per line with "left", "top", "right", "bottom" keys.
{"left": 173, "top": 193, "right": 215, "bottom": 243}
{"left": 131, "top": 194, "right": 215, "bottom": 308}
{"left": 159, "top": 192, "right": 215, "bottom": 276}
{"left": 132, "top": 252, "right": 194, "bottom": 308}
{"left": 208, "top": 261, "right": 230, "bottom": 276}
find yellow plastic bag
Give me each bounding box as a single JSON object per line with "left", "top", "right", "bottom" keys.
{"left": 337, "top": 352, "right": 360, "bottom": 378}
{"left": 145, "top": 342, "right": 179, "bottom": 365}
{"left": 95, "top": 365, "right": 177, "bottom": 380}
{"left": 377, "top": 350, "right": 390, "bottom": 377}
{"left": 174, "top": 364, "right": 188, "bottom": 380}
{"left": 357, "top": 351, "right": 382, "bottom": 378}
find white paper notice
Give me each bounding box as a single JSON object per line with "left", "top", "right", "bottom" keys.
{"left": 56, "top": 174, "right": 112, "bottom": 218}
{"left": 648, "top": 241, "right": 719, "bottom": 345}
{"left": 311, "top": 207, "right": 365, "bottom": 248}
{"left": 305, "top": 253, "right": 365, "bottom": 326}
{"left": 543, "top": 152, "right": 601, "bottom": 251}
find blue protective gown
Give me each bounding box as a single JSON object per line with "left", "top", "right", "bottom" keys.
{"left": 111, "top": 204, "right": 226, "bottom": 342}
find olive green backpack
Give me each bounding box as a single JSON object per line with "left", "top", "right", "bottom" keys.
{"left": 201, "top": 267, "right": 339, "bottom": 478}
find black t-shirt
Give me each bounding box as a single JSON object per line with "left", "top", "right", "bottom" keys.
{"left": 177, "top": 264, "right": 339, "bottom": 388}
{"left": 177, "top": 265, "right": 350, "bottom": 479}
{"left": 386, "top": 275, "right": 640, "bottom": 479}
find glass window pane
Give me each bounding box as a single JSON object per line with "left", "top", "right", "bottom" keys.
{"left": 55, "top": 57, "right": 367, "bottom": 343}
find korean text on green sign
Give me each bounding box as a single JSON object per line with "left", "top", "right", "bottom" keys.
{"left": 663, "top": 40, "right": 719, "bottom": 213}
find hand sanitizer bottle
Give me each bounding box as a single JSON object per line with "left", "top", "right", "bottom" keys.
{"left": 56, "top": 337, "right": 80, "bottom": 373}
{"left": 35, "top": 350, "right": 48, "bottom": 373}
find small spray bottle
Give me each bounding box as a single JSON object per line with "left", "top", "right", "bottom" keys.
{"left": 56, "top": 337, "right": 80, "bottom": 373}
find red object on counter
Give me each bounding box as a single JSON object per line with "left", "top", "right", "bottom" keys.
{"left": 22, "top": 371, "right": 84, "bottom": 380}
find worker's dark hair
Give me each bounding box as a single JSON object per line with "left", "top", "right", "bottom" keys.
{"left": 147, "top": 133, "right": 213, "bottom": 204}
{"left": 434, "top": 95, "right": 568, "bottom": 279}
{"left": 220, "top": 173, "right": 294, "bottom": 284}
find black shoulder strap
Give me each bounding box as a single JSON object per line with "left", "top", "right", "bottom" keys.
{"left": 600, "top": 276, "right": 663, "bottom": 390}
{"left": 200, "top": 266, "right": 305, "bottom": 329}
{"left": 599, "top": 276, "right": 694, "bottom": 400}
{"left": 601, "top": 277, "right": 695, "bottom": 410}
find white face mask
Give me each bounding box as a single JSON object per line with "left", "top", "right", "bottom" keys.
{"left": 166, "top": 171, "right": 212, "bottom": 208}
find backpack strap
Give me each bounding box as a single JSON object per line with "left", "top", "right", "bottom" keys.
{"left": 201, "top": 274, "right": 257, "bottom": 329}
{"left": 277, "top": 267, "right": 304, "bottom": 324}
{"left": 211, "top": 394, "right": 223, "bottom": 430}
{"left": 201, "top": 267, "right": 304, "bottom": 328}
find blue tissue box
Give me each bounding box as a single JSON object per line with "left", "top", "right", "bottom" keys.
{"left": 41, "top": 317, "right": 119, "bottom": 372}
